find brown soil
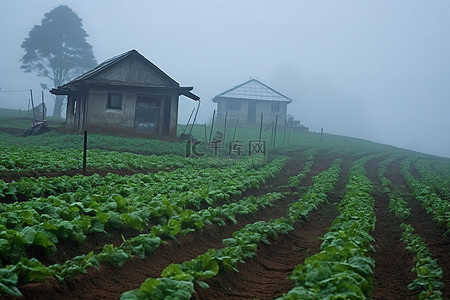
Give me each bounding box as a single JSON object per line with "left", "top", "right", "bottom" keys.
{"left": 409, "top": 159, "right": 422, "bottom": 179}
{"left": 11, "top": 154, "right": 320, "bottom": 300}
{"left": 193, "top": 199, "right": 339, "bottom": 300}
{"left": 26, "top": 228, "right": 141, "bottom": 266}
{"left": 5, "top": 153, "right": 449, "bottom": 300}
{"left": 193, "top": 158, "right": 351, "bottom": 300}
{"left": 24, "top": 154, "right": 313, "bottom": 266}
{"left": 365, "top": 158, "right": 416, "bottom": 299}
{"left": 385, "top": 159, "right": 450, "bottom": 298}
{"left": 7, "top": 152, "right": 339, "bottom": 300}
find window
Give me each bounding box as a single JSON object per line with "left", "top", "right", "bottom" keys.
{"left": 271, "top": 102, "right": 280, "bottom": 112}
{"left": 227, "top": 99, "right": 241, "bottom": 110}
{"left": 107, "top": 93, "right": 123, "bottom": 110}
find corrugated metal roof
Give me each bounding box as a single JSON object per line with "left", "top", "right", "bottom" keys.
{"left": 212, "top": 79, "right": 292, "bottom": 103}
{"left": 62, "top": 49, "right": 179, "bottom": 87}
{"left": 51, "top": 49, "right": 200, "bottom": 101}
{"left": 64, "top": 50, "right": 132, "bottom": 84}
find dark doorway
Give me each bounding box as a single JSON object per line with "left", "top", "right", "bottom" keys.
{"left": 247, "top": 101, "right": 256, "bottom": 123}
{"left": 135, "top": 96, "right": 161, "bottom": 133}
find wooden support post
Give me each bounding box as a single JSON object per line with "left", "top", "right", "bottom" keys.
{"left": 209, "top": 109, "right": 215, "bottom": 142}
{"left": 259, "top": 113, "right": 263, "bottom": 142}
{"left": 30, "top": 89, "right": 36, "bottom": 121}
{"left": 183, "top": 107, "right": 195, "bottom": 134}
{"left": 273, "top": 115, "right": 278, "bottom": 149}
{"left": 189, "top": 101, "right": 200, "bottom": 136}
{"left": 320, "top": 128, "right": 324, "bottom": 142}
{"left": 204, "top": 123, "right": 207, "bottom": 143}
{"left": 223, "top": 111, "right": 228, "bottom": 145}
{"left": 83, "top": 130, "right": 88, "bottom": 175}
{"left": 270, "top": 121, "right": 274, "bottom": 148}
{"left": 283, "top": 117, "right": 287, "bottom": 146}
{"left": 41, "top": 91, "right": 45, "bottom": 121}
{"left": 287, "top": 117, "right": 293, "bottom": 143}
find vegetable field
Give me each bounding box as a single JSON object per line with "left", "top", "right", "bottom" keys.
{"left": 0, "top": 118, "right": 449, "bottom": 299}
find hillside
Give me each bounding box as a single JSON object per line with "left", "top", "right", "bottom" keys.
{"left": 0, "top": 111, "right": 449, "bottom": 299}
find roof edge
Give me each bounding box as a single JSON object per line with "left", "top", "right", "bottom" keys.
{"left": 59, "top": 49, "right": 179, "bottom": 88}
{"left": 212, "top": 79, "right": 292, "bottom": 102}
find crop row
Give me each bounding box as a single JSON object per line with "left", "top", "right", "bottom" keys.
{"left": 401, "top": 158, "right": 450, "bottom": 236}
{"left": 0, "top": 156, "right": 287, "bottom": 296}
{"left": 0, "top": 191, "right": 285, "bottom": 297}
{"left": 414, "top": 159, "right": 450, "bottom": 200}
{"left": 288, "top": 158, "right": 342, "bottom": 220}
{"left": 287, "top": 147, "right": 317, "bottom": 187}
{"left": 280, "top": 155, "right": 376, "bottom": 299}
{"left": 377, "top": 154, "right": 412, "bottom": 219}
{"left": 119, "top": 158, "right": 343, "bottom": 299}
{"left": 0, "top": 145, "right": 231, "bottom": 174}
{"left": 0, "top": 155, "right": 258, "bottom": 202}
{"left": 378, "top": 155, "right": 443, "bottom": 298}
{"left": 0, "top": 156, "right": 287, "bottom": 268}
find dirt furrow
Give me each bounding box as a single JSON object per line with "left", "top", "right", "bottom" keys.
{"left": 366, "top": 158, "right": 416, "bottom": 300}
{"left": 25, "top": 155, "right": 306, "bottom": 266}
{"left": 192, "top": 158, "right": 352, "bottom": 299}
{"left": 193, "top": 196, "right": 340, "bottom": 300}
{"left": 14, "top": 153, "right": 336, "bottom": 299}
{"left": 385, "top": 159, "right": 450, "bottom": 298}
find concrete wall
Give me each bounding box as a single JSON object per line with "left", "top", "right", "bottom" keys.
{"left": 86, "top": 88, "right": 137, "bottom": 133}
{"left": 82, "top": 87, "right": 180, "bottom": 136}
{"left": 254, "top": 101, "right": 288, "bottom": 124}
{"left": 216, "top": 98, "right": 289, "bottom": 125}
{"left": 168, "top": 95, "right": 179, "bottom": 138}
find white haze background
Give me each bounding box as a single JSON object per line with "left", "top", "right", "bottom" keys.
{"left": 0, "top": 1, "right": 449, "bottom": 157}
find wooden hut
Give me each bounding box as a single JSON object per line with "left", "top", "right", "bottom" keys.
{"left": 51, "top": 49, "right": 199, "bottom": 137}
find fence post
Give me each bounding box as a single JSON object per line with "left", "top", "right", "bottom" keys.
{"left": 30, "top": 89, "right": 36, "bottom": 121}
{"left": 189, "top": 100, "right": 201, "bottom": 136}
{"left": 209, "top": 109, "right": 215, "bottom": 142}
{"left": 273, "top": 115, "right": 278, "bottom": 149}
{"left": 223, "top": 111, "right": 228, "bottom": 145}
{"left": 287, "top": 118, "right": 293, "bottom": 143}
{"left": 259, "top": 113, "right": 263, "bottom": 142}
{"left": 83, "top": 130, "right": 88, "bottom": 175}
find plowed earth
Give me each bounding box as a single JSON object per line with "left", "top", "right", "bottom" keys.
{"left": 2, "top": 153, "right": 450, "bottom": 300}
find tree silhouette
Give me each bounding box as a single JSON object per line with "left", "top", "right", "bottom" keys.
{"left": 21, "top": 5, "right": 96, "bottom": 118}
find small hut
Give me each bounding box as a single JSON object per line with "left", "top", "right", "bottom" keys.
{"left": 51, "top": 49, "right": 199, "bottom": 138}
{"left": 212, "top": 79, "right": 291, "bottom": 125}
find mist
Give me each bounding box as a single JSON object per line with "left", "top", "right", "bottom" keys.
{"left": 1, "top": 1, "right": 449, "bottom": 158}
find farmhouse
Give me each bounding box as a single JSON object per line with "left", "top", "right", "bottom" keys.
{"left": 50, "top": 49, "right": 199, "bottom": 138}
{"left": 212, "top": 79, "right": 292, "bottom": 125}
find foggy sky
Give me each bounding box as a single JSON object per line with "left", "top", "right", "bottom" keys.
{"left": 1, "top": 1, "right": 449, "bottom": 158}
